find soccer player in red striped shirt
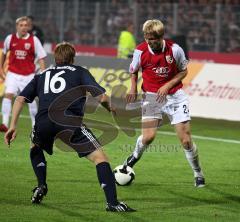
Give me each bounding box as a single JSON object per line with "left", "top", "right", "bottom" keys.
{"left": 123, "top": 19, "right": 205, "bottom": 187}
{"left": 0, "top": 16, "right": 46, "bottom": 132}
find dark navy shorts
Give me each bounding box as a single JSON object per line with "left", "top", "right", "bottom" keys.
{"left": 31, "top": 118, "right": 101, "bottom": 157}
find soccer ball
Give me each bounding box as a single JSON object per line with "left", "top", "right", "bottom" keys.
{"left": 113, "top": 165, "right": 135, "bottom": 186}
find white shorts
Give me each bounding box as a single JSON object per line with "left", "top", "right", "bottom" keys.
{"left": 4, "top": 71, "right": 35, "bottom": 95}
{"left": 142, "top": 89, "right": 191, "bottom": 125}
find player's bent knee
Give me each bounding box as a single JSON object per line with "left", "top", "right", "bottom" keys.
{"left": 86, "top": 149, "right": 109, "bottom": 165}
{"left": 30, "top": 145, "right": 44, "bottom": 158}
{"left": 180, "top": 137, "right": 192, "bottom": 149}
{"left": 142, "top": 134, "right": 156, "bottom": 145}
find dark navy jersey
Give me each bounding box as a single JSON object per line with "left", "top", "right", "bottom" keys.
{"left": 20, "top": 64, "right": 105, "bottom": 120}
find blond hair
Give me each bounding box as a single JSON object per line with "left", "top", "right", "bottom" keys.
{"left": 16, "top": 16, "right": 28, "bottom": 24}
{"left": 54, "top": 42, "right": 76, "bottom": 65}
{"left": 142, "top": 19, "right": 164, "bottom": 37}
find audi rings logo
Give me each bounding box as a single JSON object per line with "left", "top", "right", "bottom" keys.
{"left": 152, "top": 66, "right": 169, "bottom": 77}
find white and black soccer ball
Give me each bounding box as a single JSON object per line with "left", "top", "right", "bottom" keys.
{"left": 113, "top": 165, "right": 135, "bottom": 186}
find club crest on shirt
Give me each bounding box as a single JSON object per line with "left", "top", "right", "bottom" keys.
{"left": 24, "top": 43, "right": 31, "bottom": 50}
{"left": 166, "top": 55, "right": 173, "bottom": 64}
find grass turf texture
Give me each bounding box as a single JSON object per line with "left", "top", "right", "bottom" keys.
{"left": 0, "top": 105, "right": 239, "bottom": 222}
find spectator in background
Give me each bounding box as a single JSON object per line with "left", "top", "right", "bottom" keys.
{"left": 64, "top": 18, "right": 79, "bottom": 44}
{"left": 27, "top": 15, "right": 45, "bottom": 45}
{"left": 171, "top": 34, "right": 189, "bottom": 60}
{"left": 117, "top": 23, "right": 136, "bottom": 59}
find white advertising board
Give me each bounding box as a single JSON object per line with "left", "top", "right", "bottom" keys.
{"left": 185, "top": 63, "right": 240, "bottom": 121}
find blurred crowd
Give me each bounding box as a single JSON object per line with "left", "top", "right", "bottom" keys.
{"left": 0, "top": 0, "right": 239, "bottom": 53}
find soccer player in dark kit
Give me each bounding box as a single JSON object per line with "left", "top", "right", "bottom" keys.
{"left": 4, "top": 42, "right": 135, "bottom": 212}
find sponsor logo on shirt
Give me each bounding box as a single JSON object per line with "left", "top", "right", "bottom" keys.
{"left": 152, "top": 66, "right": 169, "bottom": 77}
{"left": 15, "top": 50, "right": 27, "bottom": 59}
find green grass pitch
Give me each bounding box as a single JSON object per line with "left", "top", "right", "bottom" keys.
{"left": 0, "top": 105, "right": 239, "bottom": 222}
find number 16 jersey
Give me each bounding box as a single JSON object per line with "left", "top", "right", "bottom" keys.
{"left": 19, "top": 64, "right": 105, "bottom": 121}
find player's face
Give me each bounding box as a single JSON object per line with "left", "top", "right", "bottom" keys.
{"left": 16, "top": 20, "right": 29, "bottom": 37}
{"left": 145, "top": 33, "right": 163, "bottom": 51}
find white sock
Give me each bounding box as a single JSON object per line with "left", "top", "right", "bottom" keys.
{"left": 184, "top": 142, "right": 204, "bottom": 178}
{"left": 28, "top": 100, "right": 38, "bottom": 127}
{"left": 133, "top": 135, "right": 148, "bottom": 159}
{"left": 1, "top": 98, "right": 12, "bottom": 127}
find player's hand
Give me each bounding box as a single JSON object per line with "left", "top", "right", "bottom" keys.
{"left": 0, "top": 68, "right": 6, "bottom": 81}
{"left": 156, "top": 85, "right": 170, "bottom": 103}
{"left": 126, "top": 91, "right": 137, "bottom": 103}
{"left": 110, "top": 106, "right": 117, "bottom": 116}
{"left": 0, "top": 75, "right": 5, "bottom": 81}
{"left": 4, "top": 128, "right": 17, "bottom": 147}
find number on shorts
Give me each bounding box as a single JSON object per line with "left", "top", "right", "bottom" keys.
{"left": 183, "top": 104, "right": 189, "bottom": 114}
{"left": 44, "top": 70, "right": 66, "bottom": 94}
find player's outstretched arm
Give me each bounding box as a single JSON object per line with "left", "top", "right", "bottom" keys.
{"left": 98, "top": 94, "right": 116, "bottom": 115}
{"left": 126, "top": 72, "right": 138, "bottom": 103}
{"left": 4, "top": 96, "right": 26, "bottom": 146}
{"left": 0, "top": 52, "right": 6, "bottom": 80}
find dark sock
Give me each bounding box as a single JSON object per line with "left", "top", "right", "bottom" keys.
{"left": 126, "top": 154, "right": 139, "bottom": 168}
{"left": 30, "top": 146, "right": 47, "bottom": 187}
{"left": 96, "top": 162, "right": 118, "bottom": 206}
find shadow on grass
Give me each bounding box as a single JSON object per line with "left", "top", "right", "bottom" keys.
{"left": 40, "top": 202, "right": 144, "bottom": 222}
{"left": 0, "top": 198, "right": 142, "bottom": 222}
{"left": 205, "top": 186, "right": 240, "bottom": 204}
{"left": 164, "top": 186, "right": 240, "bottom": 213}
{"left": 119, "top": 182, "right": 240, "bottom": 213}
{"left": 40, "top": 203, "right": 90, "bottom": 220}
{"left": 27, "top": 178, "right": 96, "bottom": 184}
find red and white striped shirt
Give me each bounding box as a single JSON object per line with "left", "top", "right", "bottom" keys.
{"left": 3, "top": 33, "right": 46, "bottom": 76}
{"left": 129, "top": 39, "right": 188, "bottom": 94}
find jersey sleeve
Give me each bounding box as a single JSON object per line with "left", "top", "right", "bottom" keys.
{"left": 2, "top": 35, "right": 12, "bottom": 55}
{"left": 19, "top": 75, "right": 38, "bottom": 103}
{"left": 129, "top": 49, "right": 142, "bottom": 73}
{"left": 80, "top": 69, "right": 106, "bottom": 97}
{"left": 33, "top": 36, "right": 47, "bottom": 60}
{"left": 172, "top": 44, "right": 188, "bottom": 71}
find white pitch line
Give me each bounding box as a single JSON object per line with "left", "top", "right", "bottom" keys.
{"left": 3, "top": 113, "right": 240, "bottom": 145}
{"left": 156, "top": 131, "right": 240, "bottom": 144}
{"left": 19, "top": 114, "right": 31, "bottom": 119}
